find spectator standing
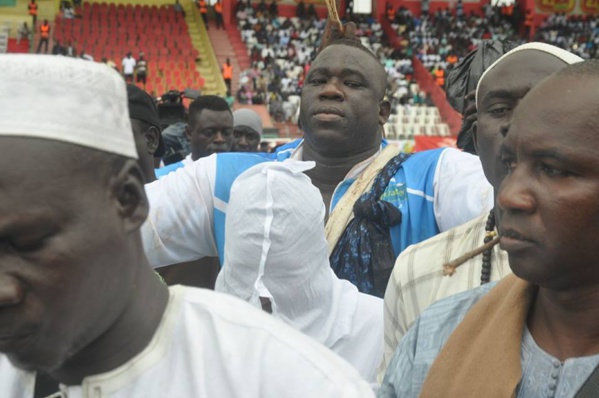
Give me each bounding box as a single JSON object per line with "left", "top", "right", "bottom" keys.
{"left": 269, "top": 0, "right": 278, "bottom": 17}
{"left": 225, "top": 90, "right": 235, "bottom": 107}
{"left": 222, "top": 58, "right": 233, "bottom": 93}
{"left": 122, "top": 52, "right": 136, "bottom": 83}
{"left": 62, "top": 2, "right": 75, "bottom": 19}
{"left": 174, "top": 0, "right": 186, "bottom": 17}
{"left": 386, "top": 3, "right": 396, "bottom": 22}
{"left": 136, "top": 52, "right": 148, "bottom": 87}
{"left": 51, "top": 40, "right": 64, "bottom": 55}
{"left": 28, "top": 0, "right": 37, "bottom": 28}
{"left": 421, "top": 0, "right": 429, "bottom": 16}
{"left": 296, "top": 0, "right": 305, "bottom": 18}
{"left": 524, "top": 9, "right": 534, "bottom": 39}
{"left": 214, "top": 0, "right": 224, "bottom": 29}
{"left": 66, "top": 41, "right": 76, "bottom": 57}
{"left": 36, "top": 19, "right": 50, "bottom": 54}
{"left": 17, "top": 22, "right": 30, "bottom": 46}
{"left": 198, "top": 0, "right": 208, "bottom": 29}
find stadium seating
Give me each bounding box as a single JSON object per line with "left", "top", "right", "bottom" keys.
{"left": 53, "top": 2, "right": 204, "bottom": 95}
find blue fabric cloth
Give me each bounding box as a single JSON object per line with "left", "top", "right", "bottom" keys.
{"left": 330, "top": 152, "right": 411, "bottom": 297}
{"left": 378, "top": 282, "right": 599, "bottom": 398}
{"left": 155, "top": 160, "right": 185, "bottom": 179}
{"left": 210, "top": 139, "right": 443, "bottom": 267}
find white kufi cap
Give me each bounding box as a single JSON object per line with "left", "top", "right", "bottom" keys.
{"left": 0, "top": 55, "right": 138, "bottom": 158}
{"left": 475, "top": 42, "right": 583, "bottom": 109}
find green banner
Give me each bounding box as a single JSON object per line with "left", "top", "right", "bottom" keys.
{"left": 0, "top": 0, "right": 17, "bottom": 6}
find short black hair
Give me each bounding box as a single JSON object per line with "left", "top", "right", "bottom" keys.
{"left": 188, "top": 95, "right": 231, "bottom": 127}
{"left": 189, "top": 95, "right": 230, "bottom": 117}
{"left": 326, "top": 37, "right": 379, "bottom": 63}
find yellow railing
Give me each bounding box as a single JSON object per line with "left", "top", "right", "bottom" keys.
{"left": 189, "top": 0, "right": 227, "bottom": 96}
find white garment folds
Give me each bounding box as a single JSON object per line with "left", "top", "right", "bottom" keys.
{"left": 215, "top": 161, "right": 384, "bottom": 383}
{"left": 0, "top": 286, "right": 373, "bottom": 398}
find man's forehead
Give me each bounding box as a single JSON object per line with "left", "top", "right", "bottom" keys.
{"left": 478, "top": 51, "right": 568, "bottom": 104}
{"left": 313, "top": 44, "right": 379, "bottom": 71}
{"left": 194, "top": 109, "right": 233, "bottom": 123}
{"left": 509, "top": 73, "right": 599, "bottom": 147}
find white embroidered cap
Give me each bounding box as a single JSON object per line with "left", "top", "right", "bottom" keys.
{"left": 0, "top": 54, "right": 138, "bottom": 158}
{"left": 475, "top": 42, "right": 583, "bottom": 109}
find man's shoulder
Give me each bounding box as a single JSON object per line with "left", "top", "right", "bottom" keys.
{"left": 393, "top": 213, "right": 489, "bottom": 282}
{"left": 409, "top": 281, "right": 497, "bottom": 351}
{"left": 397, "top": 147, "right": 446, "bottom": 175}
{"left": 155, "top": 160, "right": 184, "bottom": 179}
{"left": 172, "top": 286, "right": 374, "bottom": 396}
{"left": 175, "top": 285, "right": 334, "bottom": 352}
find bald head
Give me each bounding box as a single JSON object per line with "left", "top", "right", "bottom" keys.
{"left": 511, "top": 60, "right": 599, "bottom": 147}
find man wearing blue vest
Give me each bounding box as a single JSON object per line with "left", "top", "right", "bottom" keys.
{"left": 142, "top": 26, "right": 491, "bottom": 297}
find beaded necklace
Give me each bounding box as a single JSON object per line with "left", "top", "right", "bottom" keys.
{"left": 480, "top": 210, "right": 496, "bottom": 285}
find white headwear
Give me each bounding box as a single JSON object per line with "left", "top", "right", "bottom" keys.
{"left": 215, "top": 160, "right": 360, "bottom": 347}
{"left": 0, "top": 54, "right": 137, "bottom": 158}
{"left": 475, "top": 42, "right": 583, "bottom": 109}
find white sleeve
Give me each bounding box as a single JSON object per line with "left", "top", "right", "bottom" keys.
{"left": 141, "top": 155, "right": 219, "bottom": 268}
{"left": 433, "top": 148, "right": 493, "bottom": 232}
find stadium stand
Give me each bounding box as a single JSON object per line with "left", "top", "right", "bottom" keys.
{"left": 53, "top": 2, "right": 203, "bottom": 95}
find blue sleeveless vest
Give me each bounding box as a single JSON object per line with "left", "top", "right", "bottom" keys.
{"left": 212, "top": 140, "right": 443, "bottom": 264}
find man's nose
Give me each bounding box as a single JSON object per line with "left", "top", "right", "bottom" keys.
{"left": 319, "top": 79, "right": 344, "bottom": 101}
{"left": 0, "top": 276, "right": 24, "bottom": 308}
{"left": 497, "top": 167, "right": 536, "bottom": 215}
{"left": 213, "top": 132, "right": 226, "bottom": 144}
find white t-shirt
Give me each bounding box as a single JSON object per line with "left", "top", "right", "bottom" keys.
{"left": 121, "top": 57, "right": 136, "bottom": 75}
{"left": 0, "top": 286, "right": 374, "bottom": 398}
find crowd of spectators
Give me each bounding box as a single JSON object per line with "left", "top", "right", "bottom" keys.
{"left": 534, "top": 13, "right": 599, "bottom": 59}
{"left": 387, "top": 4, "right": 520, "bottom": 83}
{"left": 387, "top": 6, "right": 599, "bottom": 87}
{"left": 234, "top": 4, "right": 429, "bottom": 124}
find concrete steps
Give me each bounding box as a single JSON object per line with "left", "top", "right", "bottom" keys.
{"left": 205, "top": 20, "right": 239, "bottom": 96}
{"left": 183, "top": 1, "right": 225, "bottom": 96}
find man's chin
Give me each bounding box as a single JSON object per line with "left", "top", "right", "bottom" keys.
{"left": 207, "top": 148, "right": 230, "bottom": 155}
{"left": 6, "top": 348, "right": 62, "bottom": 374}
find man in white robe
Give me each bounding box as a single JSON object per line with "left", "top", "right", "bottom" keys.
{"left": 216, "top": 160, "right": 383, "bottom": 383}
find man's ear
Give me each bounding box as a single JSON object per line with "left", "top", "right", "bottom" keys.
{"left": 109, "top": 159, "right": 149, "bottom": 233}
{"left": 144, "top": 126, "right": 160, "bottom": 155}
{"left": 378, "top": 100, "right": 391, "bottom": 125}
{"left": 472, "top": 121, "right": 480, "bottom": 155}
{"left": 184, "top": 124, "right": 192, "bottom": 141}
